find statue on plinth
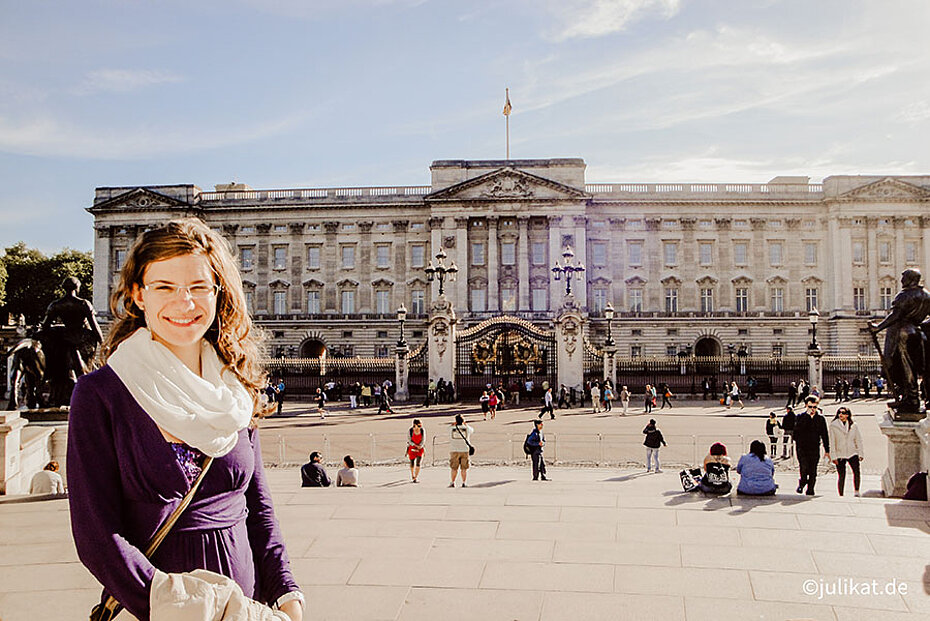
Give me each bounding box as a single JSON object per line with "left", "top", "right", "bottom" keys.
{"left": 869, "top": 268, "right": 930, "bottom": 419}
{"left": 39, "top": 276, "right": 104, "bottom": 407}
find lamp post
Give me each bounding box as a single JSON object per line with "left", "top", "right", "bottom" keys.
{"left": 424, "top": 248, "right": 458, "bottom": 297}
{"left": 726, "top": 343, "right": 735, "bottom": 381}
{"left": 396, "top": 304, "right": 408, "bottom": 348}
{"left": 551, "top": 246, "right": 585, "bottom": 297}
{"left": 604, "top": 302, "right": 615, "bottom": 346}
{"left": 808, "top": 307, "right": 820, "bottom": 350}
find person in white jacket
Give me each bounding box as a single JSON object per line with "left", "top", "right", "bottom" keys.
{"left": 829, "top": 407, "right": 864, "bottom": 497}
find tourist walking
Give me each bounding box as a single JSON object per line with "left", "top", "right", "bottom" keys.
{"left": 786, "top": 381, "right": 798, "bottom": 408}
{"left": 316, "top": 386, "right": 327, "bottom": 420}
{"left": 765, "top": 412, "right": 781, "bottom": 457}
{"left": 793, "top": 396, "right": 831, "bottom": 495}
{"left": 479, "top": 391, "right": 490, "bottom": 420}
{"left": 616, "top": 384, "right": 628, "bottom": 414}
{"left": 336, "top": 455, "right": 359, "bottom": 487}
{"left": 275, "top": 377, "right": 286, "bottom": 415}
{"left": 736, "top": 440, "right": 777, "bottom": 496}
{"left": 781, "top": 406, "right": 796, "bottom": 458}
{"left": 407, "top": 419, "right": 425, "bottom": 483}
{"left": 525, "top": 419, "right": 549, "bottom": 481}
{"left": 377, "top": 384, "right": 393, "bottom": 415}
{"left": 361, "top": 383, "right": 372, "bottom": 407}
{"left": 644, "top": 384, "right": 654, "bottom": 413}
{"left": 730, "top": 381, "right": 745, "bottom": 409}
{"left": 349, "top": 382, "right": 360, "bottom": 409}
{"left": 540, "top": 386, "right": 555, "bottom": 419}
{"left": 603, "top": 382, "right": 615, "bottom": 412}
{"left": 643, "top": 419, "right": 667, "bottom": 472}
{"left": 590, "top": 382, "right": 601, "bottom": 413}
{"left": 660, "top": 383, "right": 673, "bottom": 409}
{"left": 488, "top": 388, "right": 499, "bottom": 420}
{"left": 67, "top": 219, "right": 303, "bottom": 620}
{"left": 449, "top": 414, "right": 474, "bottom": 488}
{"left": 829, "top": 406, "right": 863, "bottom": 496}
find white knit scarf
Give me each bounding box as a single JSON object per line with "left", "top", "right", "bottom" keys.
{"left": 108, "top": 328, "right": 253, "bottom": 458}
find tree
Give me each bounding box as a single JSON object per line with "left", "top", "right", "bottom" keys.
{"left": 1, "top": 243, "right": 94, "bottom": 325}
{"left": 0, "top": 255, "right": 6, "bottom": 308}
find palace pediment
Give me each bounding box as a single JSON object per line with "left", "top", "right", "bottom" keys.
{"left": 88, "top": 187, "right": 193, "bottom": 213}
{"left": 427, "top": 167, "right": 588, "bottom": 202}
{"left": 838, "top": 178, "right": 930, "bottom": 202}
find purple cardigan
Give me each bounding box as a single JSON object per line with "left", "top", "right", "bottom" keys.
{"left": 67, "top": 365, "right": 299, "bottom": 620}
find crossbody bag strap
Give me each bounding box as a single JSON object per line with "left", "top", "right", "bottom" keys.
{"left": 455, "top": 425, "right": 472, "bottom": 450}
{"left": 94, "top": 456, "right": 215, "bottom": 620}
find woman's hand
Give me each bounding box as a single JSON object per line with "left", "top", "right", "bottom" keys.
{"left": 280, "top": 600, "right": 303, "bottom": 621}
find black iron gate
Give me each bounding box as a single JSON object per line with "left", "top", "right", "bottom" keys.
{"left": 455, "top": 316, "right": 557, "bottom": 401}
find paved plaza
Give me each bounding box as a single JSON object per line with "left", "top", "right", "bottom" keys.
{"left": 1, "top": 399, "right": 928, "bottom": 620}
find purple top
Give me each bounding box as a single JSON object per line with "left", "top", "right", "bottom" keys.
{"left": 170, "top": 443, "right": 205, "bottom": 484}
{"left": 67, "top": 365, "right": 299, "bottom": 620}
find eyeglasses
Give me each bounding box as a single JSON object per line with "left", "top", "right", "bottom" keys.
{"left": 143, "top": 283, "right": 221, "bottom": 300}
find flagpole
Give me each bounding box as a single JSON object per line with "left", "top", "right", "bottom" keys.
{"left": 503, "top": 87, "right": 512, "bottom": 160}
{"left": 506, "top": 114, "right": 510, "bottom": 160}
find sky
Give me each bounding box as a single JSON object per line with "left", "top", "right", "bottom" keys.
{"left": 1, "top": 0, "right": 928, "bottom": 253}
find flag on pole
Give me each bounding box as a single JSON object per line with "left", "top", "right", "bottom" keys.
{"left": 502, "top": 88, "right": 512, "bottom": 117}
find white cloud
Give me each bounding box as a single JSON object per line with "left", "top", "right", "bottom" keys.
{"left": 897, "top": 101, "right": 930, "bottom": 123}
{"left": 74, "top": 69, "right": 184, "bottom": 95}
{"left": 546, "top": 0, "right": 682, "bottom": 41}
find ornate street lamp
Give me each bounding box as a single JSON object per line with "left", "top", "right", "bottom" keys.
{"left": 396, "top": 304, "right": 408, "bottom": 348}
{"left": 424, "top": 248, "right": 458, "bottom": 297}
{"left": 808, "top": 307, "right": 820, "bottom": 350}
{"left": 604, "top": 302, "right": 615, "bottom": 346}
{"left": 551, "top": 246, "right": 585, "bottom": 297}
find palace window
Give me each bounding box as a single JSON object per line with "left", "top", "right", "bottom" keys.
{"left": 735, "top": 287, "right": 749, "bottom": 312}
{"left": 245, "top": 291, "right": 254, "bottom": 315}
{"left": 501, "top": 242, "right": 516, "bottom": 265}
{"left": 306, "top": 246, "right": 320, "bottom": 269}
{"left": 770, "top": 287, "right": 784, "bottom": 312}
{"left": 501, "top": 287, "right": 516, "bottom": 311}
{"left": 273, "top": 247, "right": 287, "bottom": 270}
{"left": 341, "top": 290, "right": 356, "bottom": 314}
{"left": 629, "top": 288, "right": 643, "bottom": 313}
{"left": 879, "top": 241, "right": 891, "bottom": 264}
{"left": 805, "top": 288, "right": 819, "bottom": 312}
{"left": 411, "top": 289, "right": 425, "bottom": 315}
{"left": 411, "top": 244, "right": 425, "bottom": 268}
{"left": 666, "top": 345, "right": 677, "bottom": 356}
{"left": 531, "top": 241, "right": 546, "bottom": 265}
{"left": 239, "top": 247, "right": 253, "bottom": 270}
{"left": 375, "top": 345, "right": 390, "bottom": 358}
{"left": 471, "top": 242, "right": 485, "bottom": 266}
{"left": 592, "top": 288, "right": 608, "bottom": 315}
{"left": 471, "top": 287, "right": 487, "bottom": 312}
{"left": 341, "top": 245, "right": 355, "bottom": 269}
{"left": 906, "top": 241, "right": 918, "bottom": 264}
{"left": 240, "top": 226, "right": 255, "bottom": 234}
{"left": 273, "top": 224, "right": 287, "bottom": 233}
{"left": 733, "top": 243, "right": 748, "bottom": 266}
{"left": 859, "top": 343, "right": 872, "bottom": 356}
{"left": 376, "top": 223, "right": 391, "bottom": 232}
{"left": 628, "top": 241, "right": 643, "bottom": 267}
{"left": 592, "top": 242, "right": 607, "bottom": 267}
{"left": 699, "top": 243, "right": 713, "bottom": 266}
{"left": 376, "top": 245, "right": 391, "bottom": 268}
{"left": 772, "top": 344, "right": 784, "bottom": 357}
{"left": 852, "top": 241, "right": 865, "bottom": 264}
{"left": 804, "top": 242, "right": 818, "bottom": 266}
{"left": 853, "top": 287, "right": 866, "bottom": 311}
{"left": 700, "top": 288, "right": 714, "bottom": 313}
{"left": 664, "top": 287, "right": 679, "bottom": 313}
{"left": 375, "top": 290, "right": 391, "bottom": 314}
{"left": 663, "top": 242, "right": 678, "bottom": 266}
{"left": 307, "top": 290, "right": 321, "bottom": 314}
{"left": 343, "top": 223, "right": 356, "bottom": 232}
{"left": 631, "top": 345, "right": 642, "bottom": 357}
{"left": 532, "top": 287, "right": 547, "bottom": 311}
{"left": 769, "top": 242, "right": 783, "bottom": 267}
{"left": 273, "top": 291, "right": 287, "bottom": 315}
{"left": 880, "top": 286, "right": 893, "bottom": 310}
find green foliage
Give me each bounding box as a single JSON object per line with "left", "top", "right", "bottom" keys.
{"left": 0, "top": 256, "right": 6, "bottom": 307}
{"left": 1, "top": 243, "right": 94, "bottom": 325}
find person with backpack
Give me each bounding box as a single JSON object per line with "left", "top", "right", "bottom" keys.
{"left": 524, "top": 419, "right": 549, "bottom": 481}
{"left": 643, "top": 419, "right": 667, "bottom": 473}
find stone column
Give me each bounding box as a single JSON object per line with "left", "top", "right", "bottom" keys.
{"left": 715, "top": 218, "right": 732, "bottom": 310}
{"left": 289, "top": 222, "right": 305, "bottom": 313}
{"left": 573, "top": 216, "right": 588, "bottom": 310}
{"left": 867, "top": 218, "right": 879, "bottom": 309}
{"left": 488, "top": 216, "right": 499, "bottom": 312}
{"left": 454, "top": 217, "right": 469, "bottom": 310}
{"left": 428, "top": 296, "right": 457, "bottom": 390}
{"left": 838, "top": 219, "right": 854, "bottom": 311}
{"left": 517, "top": 216, "right": 530, "bottom": 311}
{"left": 322, "top": 222, "right": 340, "bottom": 312}
{"left": 393, "top": 220, "right": 409, "bottom": 312}
{"left": 92, "top": 225, "right": 112, "bottom": 315}
{"left": 0, "top": 411, "right": 26, "bottom": 494}
{"left": 879, "top": 413, "right": 922, "bottom": 497}
{"left": 358, "top": 221, "right": 374, "bottom": 312}
{"left": 807, "top": 346, "right": 823, "bottom": 391}
{"left": 554, "top": 298, "right": 585, "bottom": 393}
{"left": 603, "top": 343, "right": 617, "bottom": 386}
{"left": 394, "top": 343, "right": 410, "bottom": 402}
{"left": 922, "top": 217, "right": 930, "bottom": 280}
{"left": 548, "top": 216, "right": 564, "bottom": 311}
{"left": 256, "top": 223, "right": 272, "bottom": 314}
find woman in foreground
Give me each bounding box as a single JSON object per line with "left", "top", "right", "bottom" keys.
{"left": 68, "top": 218, "right": 303, "bottom": 620}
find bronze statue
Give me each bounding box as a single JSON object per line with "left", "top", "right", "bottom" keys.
{"left": 38, "top": 276, "right": 103, "bottom": 406}
{"left": 6, "top": 333, "right": 46, "bottom": 410}
{"left": 869, "top": 268, "right": 930, "bottom": 417}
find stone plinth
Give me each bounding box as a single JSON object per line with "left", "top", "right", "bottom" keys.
{"left": 394, "top": 344, "right": 410, "bottom": 402}
{"left": 0, "top": 411, "right": 28, "bottom": 494}
{"left": 917, "top": 417, "right": 930, "bottom": 500}
{"left": 878, "top": 411, "right": 923, "bottom": 497}
{"left": 555, "top": 296, "right": 585, "bottom": 393}
{"left": 807, "top": 347, "right": 823, "bottom": 391}
{"left": 428, "top": 296, "right": 456, "bottom": 390}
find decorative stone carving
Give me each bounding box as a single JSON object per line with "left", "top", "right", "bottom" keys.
{"left": 322, "top": 222, "right": 339, "bottom": 234}
{"left": 561, "top": 234, "right": 574, "bottom": 248}
{"left": 481, "top": 174, "right": 534, "bottom": 198}
{"left": 843, "top": 178, "right": 930, "bottom": 201}
{"left": 256, "top": 223, "right": 272, "bottom": 234}
{"left": 392, "top": 220, "right": 409, "bottom": 233}
{"left": 428, "top": 217, "right": 444, "bottom": 229}
{"left": 715, "top": 217, "right": 732, "bottom": 230}
{"left": 561, "top": 317, "right": 580, "bottom": 359}
{"left": 645, "top": 217, "right": 662, "bottom": 231}
{"left": 679, "top": 217, "right": 697, "bottom": 231}
{"left": 608, "top": 217, "right": 626, "bottom": 231}
{"left": 443, "top": 235, "right": 456, "bottom": 249}
{"left": 222, "top": 224, "right": 239, "bottom": 235}
{"left": 786, "top": 218, "right": 802, "bottom": 231}
{"left": 573, "top": 215, "right": 588, "bottom": 227}
{"left": 432, "top": 321, "right": 449, "bottom": 360}
{"left": 750, "top": 218, "right": 766, "bottom": 231}
{"left": 289, "top": 222, "right": 305, "bottom": 234}
{"left": 358, "top": 221, "right": 373, "bottom": 233}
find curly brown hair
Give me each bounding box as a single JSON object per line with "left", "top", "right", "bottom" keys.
{"left": 103, "top": 218, "right": 267, "bottom": 412}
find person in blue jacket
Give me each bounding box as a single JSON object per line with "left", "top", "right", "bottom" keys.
{"left": 736, "top": 440, "right": 777, "bottom": 496}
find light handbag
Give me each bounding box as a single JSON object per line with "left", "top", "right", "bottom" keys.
{"left": 89, "top": 456, "right": 214, "bottom": 621}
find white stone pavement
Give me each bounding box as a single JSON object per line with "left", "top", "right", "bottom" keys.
{"left": 1, "top": 463, "right": 929, "bottom": 621}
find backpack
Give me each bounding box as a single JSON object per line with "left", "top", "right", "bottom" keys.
{"left": 523, "top": 432, "right": 535, "bottom": 456}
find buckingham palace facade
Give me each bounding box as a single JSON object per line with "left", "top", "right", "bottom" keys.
{"left": 87, "top": 158, "right": 930, "bottom": 359}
